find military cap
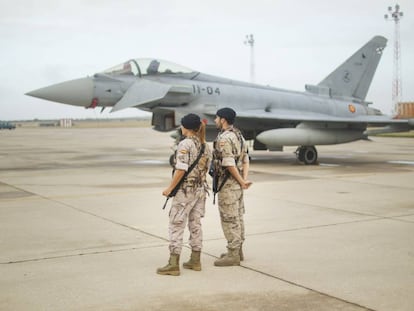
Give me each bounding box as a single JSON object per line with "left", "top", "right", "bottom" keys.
{"left": 216, "top": 107, "right": 236, "bottom": 124}
{"left": 181, "top": 113, "right": 201, "bottom": 130}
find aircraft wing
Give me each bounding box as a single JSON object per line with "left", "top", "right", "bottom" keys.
{"left": 235, "top": 109, "right": 414, "bottom": 127}
{"left": 111, "top": 80, "right": 192, "bottom": 112}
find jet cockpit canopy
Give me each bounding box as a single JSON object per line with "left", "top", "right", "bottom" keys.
{"left": 102, "top": 58, "right": 198, "bottom": 78}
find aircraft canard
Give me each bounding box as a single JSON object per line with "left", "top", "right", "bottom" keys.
{"left": 26, "top": 36, "right": 414, "bottom": 164}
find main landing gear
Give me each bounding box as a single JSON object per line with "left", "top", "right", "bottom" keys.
{"left": 295, "top": 146, "right": 318, "bottom": 165}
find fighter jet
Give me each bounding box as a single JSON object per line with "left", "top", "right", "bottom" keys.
{"left": 26, "top": 35, "right": 414, "bottom": 164}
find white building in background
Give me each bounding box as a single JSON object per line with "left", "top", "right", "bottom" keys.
{"left": 60, "top": 119, "right": 72, "bottom": 128}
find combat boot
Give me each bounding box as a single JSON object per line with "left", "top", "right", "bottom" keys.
{"left": 156, "top": 254, "right": 180, "bottom": 276}
{"left": 220, "top": 244, "right": 244, "bottom": 261}
{"left": 183, "top": 250, "right": 201, "bottom": 271}
{"left": 214, "top": 248, "right": 240, "bottom": 266}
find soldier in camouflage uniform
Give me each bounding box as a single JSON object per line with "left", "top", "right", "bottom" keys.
{"left": 157, "top": 113, "right": 211, "bottom": 276}
{"left": 213, "top": 107, "right": 252, "bottom": 267}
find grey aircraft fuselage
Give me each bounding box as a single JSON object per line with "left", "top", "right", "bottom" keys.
{"left": 26, "top": 36, "right": 414, "bottom": 164}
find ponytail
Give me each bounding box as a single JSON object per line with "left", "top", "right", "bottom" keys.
{"left": 196, "top": 122, "right": 206, "bottom": 144}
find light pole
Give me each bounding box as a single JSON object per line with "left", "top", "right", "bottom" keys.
{"left": 244, "top": 34, "right": 255, "bottom": 83}
{"left": 385, "top": 4, "right": 403, "bottom": 116}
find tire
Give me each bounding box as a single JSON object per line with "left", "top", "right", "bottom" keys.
{"left": 302, "top": 146, "right": 318, "bottom": 165}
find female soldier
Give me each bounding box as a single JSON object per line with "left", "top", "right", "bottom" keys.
{"left": 157, "top": 113, "right": 211, "bottom": 276}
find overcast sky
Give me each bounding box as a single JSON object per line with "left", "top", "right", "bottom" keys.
{"left": 1, "top": 0, "right": 413, "bottom": 120}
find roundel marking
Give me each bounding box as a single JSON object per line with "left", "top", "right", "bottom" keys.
{"left": 343, "top": 70, "right": 351, "bottom": 83}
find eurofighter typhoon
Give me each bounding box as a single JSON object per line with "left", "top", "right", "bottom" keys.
{"left": 26, "top": 35, "right": 414, "bottom": 164}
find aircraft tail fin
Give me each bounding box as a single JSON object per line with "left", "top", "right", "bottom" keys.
{"left": 317, "top": 36, "right": 387, "bottom": 100}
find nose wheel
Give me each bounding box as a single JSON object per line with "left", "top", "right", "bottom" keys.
{"left": 296, "top": 146, "right": 318, "bottom": 165}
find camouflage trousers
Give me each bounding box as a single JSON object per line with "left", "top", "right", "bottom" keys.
{"left": 168, "top": 187, "right": 206, "bottom": 255}
{"left": 217, "top": 185, "right": 245, "bottom": 250}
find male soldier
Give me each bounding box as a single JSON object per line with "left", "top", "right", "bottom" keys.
{"left": 213, "top": 107, "right": 252, "bottom": 266}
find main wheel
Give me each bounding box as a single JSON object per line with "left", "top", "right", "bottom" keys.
{"left": 296, "top": 146, "right": 318, "bottom": 165}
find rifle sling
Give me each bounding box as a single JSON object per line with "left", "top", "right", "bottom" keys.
{"left": 169, "top": 143, "right": 206, "bottom": 198}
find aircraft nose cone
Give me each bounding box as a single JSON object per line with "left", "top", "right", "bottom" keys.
{"left": 26, "top": 77, "right": 94, "bottom": 107}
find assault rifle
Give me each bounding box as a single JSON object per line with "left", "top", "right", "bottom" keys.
{"left": 210, "top": 161, "right": 230, "bottom": 205}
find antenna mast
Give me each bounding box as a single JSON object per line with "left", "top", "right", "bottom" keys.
{"left": 385, "top": 4, "right": 404, "bottom": 116}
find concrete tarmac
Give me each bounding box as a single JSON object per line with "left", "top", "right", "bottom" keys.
{"left": 1, "top": 127, "right": 413, "bottom": 311}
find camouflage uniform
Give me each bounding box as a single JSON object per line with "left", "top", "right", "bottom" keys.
{"left": 214, "top": 126, "right": 249, "bottom": 251}
{"left": 169, "top": 136, "right": 211, "bottom": 255}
